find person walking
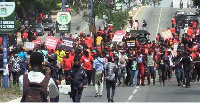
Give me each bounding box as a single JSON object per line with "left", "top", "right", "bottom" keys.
{"left": 180, "top": 51, "right": 193, "bottom": 88}
{"left": 18, "top": 47, "right": 27, "bottom": 75}
{"left": 62, "top": 52, "right": 73, "bottom": 85}
{"left": 142, "top": 20, "right": 147, "bottom": 30}
{"left": 105, "top": 57, "right": 118, "bottom": 102}
{"left": 19, "top": 52, "right": 59, "bottom": 102}
{"left": 147, "top": 51, "right": 155, "bottom": 85}
{"left": 68, "top": 56, "right": 87, "bottom": 102}
{"left": 80, "top": 50, "right": 94, "bottom": 86}
{"left": 9, "top": 50, "right": 22, "bottom": 85}
{"left": 130, "top": 55, "right": 138, "bottom": 87}
{"left": 118, "top": 50, "right": 128, "bottom": 87}
{"left": 93, "top": 53, "right": 105, "bottom": 97}
{"left": 137, "top": 52, "right": 146, "bottom": 86}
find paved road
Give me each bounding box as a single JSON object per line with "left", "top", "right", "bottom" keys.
{"left": 58, "top": 3, "right": 200, "bottom": 103}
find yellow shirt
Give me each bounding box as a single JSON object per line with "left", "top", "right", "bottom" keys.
{"left": 55, "top": 50, "right": 66, "bottom": 63}
{"left": 96, "top": 36, "right": 103, "bottom": 46}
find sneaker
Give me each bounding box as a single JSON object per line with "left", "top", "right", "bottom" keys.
{"left": 136, "top": 86, "right": 139, "bottom": 88}
{"left": 183, "top": 85, "right": 185, "bottom": 87}
{"left": 130, "top": 84, "right": 133, "bottom": 87}
{"left": 95, "top": 93, "right": 99, "bottom": 97}
{"left": 99, "top": 95, "right": 102, "bottom": 97}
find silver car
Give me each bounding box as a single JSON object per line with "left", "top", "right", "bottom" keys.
{"left": 29, "top": 23, "right": 44, "bottom": 36}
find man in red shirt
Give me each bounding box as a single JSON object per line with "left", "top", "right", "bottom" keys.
{"left": 23, "top": 30, "right": 28, "bottom": 43}
{"left": 62, "top": 52, "right": 73, "bottom": 85}
{"left": 80, "top": 50, "right": 94, "bottom": 86}
{"left": 137, "top": 51, "right": 146, "bottom": 86}
{"left": 171, "top": 17, "right": 176, "bottom": 28}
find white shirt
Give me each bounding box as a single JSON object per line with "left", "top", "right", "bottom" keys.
{"left": 19, "top": 71, "right": 59, "bottom": 98}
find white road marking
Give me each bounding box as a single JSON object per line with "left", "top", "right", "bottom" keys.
{"left": 132, "top": 89, "right": 138, "bottom": 94}
{"left": 128, "top": 95, "right": 133, "bottom": 101}
{"left": 156, "top": 7, "right": 163, "bottom": 35}
{"left": 133, "top": 6, "right": 144, "bottom": 20}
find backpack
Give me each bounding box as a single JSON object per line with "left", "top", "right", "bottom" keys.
{"left": 120, "top": 55, "right": 126, "bottom": 64}
{"left": 21, "top": 74, "right": 50, "bottom": 102}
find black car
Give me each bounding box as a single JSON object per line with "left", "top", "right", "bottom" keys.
{"left": 176, "top": 14, "right": 186, "bottom": 28}
{"left": 126, "top": 30, "right": 150, "bottom": 45}
{"left": 29, "top": 23, "right": 44, "bottom": 36}
{"left": 42, "top": 18, "right": 55, "bottom": 31}
{"left": 184, "top": 14, "right": 199, "bottom": 27}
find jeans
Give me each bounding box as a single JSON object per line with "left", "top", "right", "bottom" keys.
{"left": 64, "top": 70, "right": 70, "bottom": 85}
{"left": 184, "top": 67, "right": 190, "bottom": 86}
{"left": 118, "top": 67, "right": 126, "bottom": 84}
{"left": 175, "top": 68, "right": 185, "bottom": 85}
{"left": 22, "top": 62, "right": 27, "bottom": 75}
{"left": 12, "top": 71, "right": 20, "bottom": 85}
{"left": 106, "top": 80, "right": 115, "bottom": 102}
{"left": 147, "top": 66, "right": 155, "bottom": 84}
{"left": 86, "top": 70, "right": 92, "bottom": 85}
{"left": 167, "top": 65, "right": 172, "bottom": 79}
{"left": 130, "top": 69, "right": 138, "bottom": 86}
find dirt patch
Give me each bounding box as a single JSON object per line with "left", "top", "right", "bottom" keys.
{"left": 0, "top": 91, "right": 21, "bottom": 102}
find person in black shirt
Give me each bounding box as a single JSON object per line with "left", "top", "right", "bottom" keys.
{"left": 180, "top": 51, "right": 193, "bottom": 88}
{"left": 193, "top": 54, "right": 200, "bottom": 82}
{"left": 174, "top": 51, "right": 185, "bottom": 86}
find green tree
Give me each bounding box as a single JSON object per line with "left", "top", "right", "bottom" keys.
{"left": 193, "top": 0, "right": 200, "bottom": 6}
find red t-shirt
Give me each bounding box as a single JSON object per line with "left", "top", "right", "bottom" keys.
{"left": 23, "top": 32, "right": 28, "bottom": 39}
{"left": 62, "top": 58, "right": 72, "bottom": 71}
{"left": 69, "top": 54, "right": 75, "bottom": 62}
{"left": 80, "top": 55, "right": 94, "bottom": 70}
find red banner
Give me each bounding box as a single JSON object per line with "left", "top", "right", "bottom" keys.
{"left": 45, "top": 36, "right": 58, "bottom": 50}
{"left": 32, "top": 38, "right": 42, "bottom": 44}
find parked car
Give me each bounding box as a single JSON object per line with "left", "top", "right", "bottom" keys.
{"left": 42, "top": 18, "right": 55, "bottom": 31}
{"left": 29, "top": 23, "right": 44, "bottom": 36}
{"left": 183, "top": 14, "right": 199, "bottom": 27}
{"left": 174, "top": 10, "right": 186, "bottom": 19}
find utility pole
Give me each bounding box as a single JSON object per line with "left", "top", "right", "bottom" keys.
{"left": 90, "top": 0, "right": 93, "bottom": 26}
{"left": 2, "top": 0, "right": 8, "bottom": 90}
{"left": 62, "top": 0, "right": 65, "bottom": 38}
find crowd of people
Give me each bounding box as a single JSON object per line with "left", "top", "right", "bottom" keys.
{"left": 0, "top": 9, "right": 200, "bottom": 103}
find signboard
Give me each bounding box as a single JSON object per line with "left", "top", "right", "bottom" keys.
{"left": 32, "top": 38, "right": 42, "bottom": 44}
{"left": 24, "top": 42, "right": 35, "bottom": 51}
{"left": 56, "top": 12, "right": 71, "bottom": 33}
{"left": 0, "top": 2, "right": 15, "bottom": 34}
{"left": 115, "top": 2, "right": 122, "bottom": 11}
{"left": 173, "top": 43, "right": 178, "bottom": 51}
{"left": 161, "top": 29, "right": 173, "bottom": 40}
{"left": 45, "top": 36, "right": 58, "bottom": 50}
{"left": 126, "top": 37, "right": 136, "bottom": 47}
{"left": 61, "top": 38, "right": 74, "bottom": 50}
{"left": 112, "top": 30, "right": 126, "bottom": 42}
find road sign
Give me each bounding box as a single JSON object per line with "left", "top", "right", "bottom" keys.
{"left": 0, "top": 2, "right": 15, "bottom": 34}
{"left": 56, "top": 12, "right": 71, "bottom": 33}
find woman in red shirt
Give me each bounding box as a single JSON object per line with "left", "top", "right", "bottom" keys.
{"left": 80, "top": 50, "right": 94, "bottom": 86}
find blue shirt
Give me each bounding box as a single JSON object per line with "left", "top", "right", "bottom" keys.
{"left": 18, "top": 52, "right": 27, "bottom": 62}
{"left": 93, "top": 57, "right": 105, "bottom": 71}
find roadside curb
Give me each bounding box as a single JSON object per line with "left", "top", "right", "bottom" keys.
{"left": 6, "top": 85, "right": 71, "bottom": 102}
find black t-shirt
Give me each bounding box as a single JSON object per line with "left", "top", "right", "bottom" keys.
{"left": 194, "top": 57, "right": 200, "bottom": 68}
{"left": 180, "top": 56, "right": 192, "bottom": 68}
